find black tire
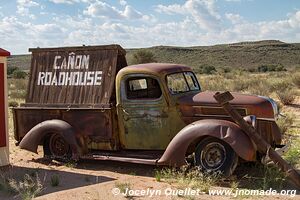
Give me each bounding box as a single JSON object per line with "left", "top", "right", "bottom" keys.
{"left": 195, "top": 137, "right": 238, "bottom": 176}
{"left": 43, "top": 133, "right": 72, "bottom": 162}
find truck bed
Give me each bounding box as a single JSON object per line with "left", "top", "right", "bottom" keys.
{"left": 13, "top": 105, "right": 119, "bottom": 150}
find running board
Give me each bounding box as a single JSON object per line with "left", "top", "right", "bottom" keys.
{"left": 83, "top": 155, "right": 159, "bottom": 165}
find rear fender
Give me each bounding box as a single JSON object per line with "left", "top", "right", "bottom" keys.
{"left": 19, "top": 119, "right": 84, "bottom": 158}
{"left": 158, "top": 119, "right": 256, "bottom": 166}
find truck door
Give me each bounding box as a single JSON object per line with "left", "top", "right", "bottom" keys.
{"left": 118, "top": 74, "right": 170, "bottom": 150}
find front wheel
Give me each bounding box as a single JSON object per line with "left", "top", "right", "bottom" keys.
{"left": 43, "top": 133, "right": 72, "bottom": 162}
{"left": 194, "top": 137, "right": 238, "bottom": 176}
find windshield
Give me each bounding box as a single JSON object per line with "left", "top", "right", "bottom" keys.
{"left": 166, "top": 72, "right": 200, "bottom": 94}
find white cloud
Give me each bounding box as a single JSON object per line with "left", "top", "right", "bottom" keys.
{"left": 84, "top": 1, "right": 123, "bottom": 19}
{"left": 155, "top": 0, "right": 221, "bottom": 31}
{"left": 17, "top": 0, "right": 39, "bottom": 17}
{"left": 2, "top": 1, "right": 300, "bottom": 55}
{"left": 49, "top": 0, "right": 90, "bottom": 4}
{"left": 120, "top": 0, "right": 127, "bottom": 6}
{"left": 155, "top": 4, "right": 184, "bottom": 15}
{"left": 225, "top": 0, "right": 241, "bottom": 2}
{"left": 83, "top": 0, "right": 149, "bottom": 20}
{"left": 225, "top": 13, "right": 244, "bottom": 24}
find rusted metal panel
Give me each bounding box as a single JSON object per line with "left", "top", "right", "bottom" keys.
{"left": 158, "top": 119, "right": 256, "bottom": 166}
{"left": 214, "top": 91, "right": 300, "bottom": 189}
{"left": 178, "top": 91, "right": 274, "bottom": 118}
{"left": 19, "top": 120, "right": 81, "bottom": 157}
{"left": 13, "top": 107, "right": 118, "bottom": 150}
{"left": 26, "top": 45, "right": 127, "bottom": 106}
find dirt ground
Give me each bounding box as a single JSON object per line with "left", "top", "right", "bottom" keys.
{"left": 0, "top": 98, "right": 299, "bottom": 200}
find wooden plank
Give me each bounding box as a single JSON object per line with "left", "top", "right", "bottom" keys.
{"left": 26, "top": 45, "right": 127, "bottom": 106}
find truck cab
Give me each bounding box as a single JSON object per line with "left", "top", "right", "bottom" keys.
{"left": 13, "top": 45, "right": 282, "bottom": 176}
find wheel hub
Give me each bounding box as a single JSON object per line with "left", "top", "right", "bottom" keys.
{"left": 49, "top": 134, "right": 69, "bottom": 157}
{"left": 201, "top": 142, "right": 226, "bottom": 170}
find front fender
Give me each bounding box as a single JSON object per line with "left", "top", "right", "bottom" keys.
{"left": 19, "top": 119, "right": 83, "bottom": 157}
{"left": 158, "top": 119, "right": 256, "bottom": 166}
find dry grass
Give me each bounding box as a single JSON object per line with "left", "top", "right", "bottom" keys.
{"left": 155, "top": 167, "right": 220, "bottom": 193}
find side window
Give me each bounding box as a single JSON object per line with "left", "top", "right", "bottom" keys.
{"left": 126, "top": 77, "right": 162, "bottom": 99}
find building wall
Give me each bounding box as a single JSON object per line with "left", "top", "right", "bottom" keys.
{"left": 0, "top": 56, "right": 9, "bottom": 166}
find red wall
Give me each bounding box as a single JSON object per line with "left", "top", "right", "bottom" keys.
{"left": 0, "top": 63, "right": 6, "bottom": 147}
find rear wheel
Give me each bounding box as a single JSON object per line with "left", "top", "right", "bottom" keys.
{"left": 195, "top": 137, "right": 238, "bottom": 176}
{"left": 43, "top": 133, "right": 72, "bottom": 161}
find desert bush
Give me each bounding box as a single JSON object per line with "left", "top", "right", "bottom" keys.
{"left": 7, "top": 66, "right": 19, "bottom": 76}
{"left": 271, "top": 79, "right": 296, "bottom": 105}
{"left": 115, "top": 182, "right": 131, "bottom": 197}
{"left": 12, "top": 70, "right": 27, "bottom": 79}
{"left": 276, "top": 114, "right": 295, "bottom": 134}
{"left": 0, "top": 173, "right": 15, "bottom": 194}
{"left": 291, "top": 73, "right": 300, "bottom": 88}
{"left": 155, "top": 167, "right": 220, "bottom": 193}
{"left": 9, "top": 173, "right": 43, "bottom": 200}
{"left": 130, "top": 50, "right": 156, "bottom": 64}
{"left": 218, "top": 67, "right": 231, "bottom": 73}
{"left": 50, "top": 174, "right": 60, "bottom": 187}
{"left": 260, "top": 166, "right": 285, "bottom": 190}
{"left": 196, "top": 65, "right": 217, "bottom": 74}
{"left": 283, "top": 137, "right": 300, "bottom": 167}
{"left": 8, "top": 101, "right": 19, "bottom": 107}
{"left": 246, "top": 81, "right": 272, "bottom": 96}
{"left": 276, "top": 89, "right": 296, "bottom": 105}
{"left": 9, "top": 90, "right": 27, "bottom": 99}
{"left": 199, "top": 75, "right": 231, "bottom": 91}
{"left": 257, "top": 64, "right": 286, "bottom": 72}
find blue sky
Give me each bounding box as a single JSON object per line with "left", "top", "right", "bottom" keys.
{"left": 0, "top": 0, "right": 300, "bottom": 54}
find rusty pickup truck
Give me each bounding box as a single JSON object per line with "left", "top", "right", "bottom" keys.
{"left": 13, "top": 44, "right": 282, "bottom": 175}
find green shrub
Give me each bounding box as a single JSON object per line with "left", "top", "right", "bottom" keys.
{"left": 257, "top": 64, "right": 286, "bottom": 72}
{"left": 7, "top": 66, "right": 19, "bottom": 75}
{"left": 50, "top": 174, "right": 60, "bottom": 187}
{"left": 271, "top": 79, "right": 296, "bottom": 105}
{"left": 260, "top": 166, "right": 285, "bottom": 190}
{"left": 218, "top": 67, "right": 231, "bottom": 73}
{"left": 283, "top": 138, "right": 300, "bottom": 167}
{"left": 130, "top": 50, "right": 156, "bottom": 64}
{"left": 9, "top": 173, "right": 43, "bottom": 200}
{"left": 291, "top": 73, "right": 300, "bottom": 87}
{"left": 276, "top": 114, "right": 295, "bottom": 134}
{"left": 9, "top": 90, "right": 27, "bottom": 99}
{"left": 276, "top": 89, "right": 296, "bottom": 105}
{"left": 12, "top": 70, "right": 27, "bottom": 79}
{"left": 8, "top": 101, "right": 19, "bottom": 107}
{"left": 196, "top": 65, "right": 217, "bottom": 74}
{"left": 155, "top": 167, "right": 220, "bottom": 193}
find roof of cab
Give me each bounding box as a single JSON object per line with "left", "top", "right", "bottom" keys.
{"left": 119, "top": 63, "right": 192, "bottom": 76}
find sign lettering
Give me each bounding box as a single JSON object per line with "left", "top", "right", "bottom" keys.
{"left": 38, "top": 52, "right": 102, "bottom": 86}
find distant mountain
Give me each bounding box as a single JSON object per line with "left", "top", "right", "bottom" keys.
{"left": 8, "top": 40, "right": 300, "bottom": 71}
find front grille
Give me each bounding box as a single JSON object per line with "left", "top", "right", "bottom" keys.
{"left": 256, "top": 119, "right": 274, "bottom": 145}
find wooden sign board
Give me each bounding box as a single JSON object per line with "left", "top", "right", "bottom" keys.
{"left": 26, "top": 45, "right": 127, "bottom": 107}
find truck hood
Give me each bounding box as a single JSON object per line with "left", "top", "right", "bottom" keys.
{"left": 177, "top": 91, "right": 275, "bottom": 118}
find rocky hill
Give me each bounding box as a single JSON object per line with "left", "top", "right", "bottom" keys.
{"left": 8, "top": 40, "right": 300, "bottom": 71}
